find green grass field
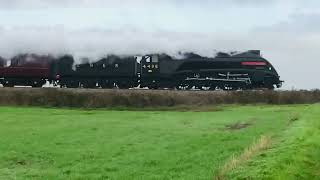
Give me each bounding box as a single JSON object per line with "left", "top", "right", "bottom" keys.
{"left": 0, "top": 105, "right": 319, "bottom": 179}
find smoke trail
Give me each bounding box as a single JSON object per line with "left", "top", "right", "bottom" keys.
{"left": 0, "top": 26, "right": 250, "bottom": 63}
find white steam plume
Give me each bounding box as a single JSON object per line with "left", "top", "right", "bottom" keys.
{"left": 0, "top": 26, "right": 250, "bottom": 63}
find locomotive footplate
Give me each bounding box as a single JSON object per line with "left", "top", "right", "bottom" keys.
{"left": 185, "top": 77, "right": 251, "bottom": 84}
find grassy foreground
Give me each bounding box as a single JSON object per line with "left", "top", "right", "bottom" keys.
{"left": 0, "top": 105, "right": 319, "bottom": 179}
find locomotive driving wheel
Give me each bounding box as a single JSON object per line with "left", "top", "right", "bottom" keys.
{"left": 82, "top": 82, "right": 97, "bottom": 89}
{"left": 65, "top": 81, "right": 79, "bottom": 88}
{"left": 100, "top": 82, "right": 114, "bottom": 89}
{"left": 117, "top": 83, "right": 131, "bottom": 89}
{"left": 3, "top": 82, "right": 14, "bottom": 87}
{"left": 31, "top": 80, "right": 45, "bottom": 88}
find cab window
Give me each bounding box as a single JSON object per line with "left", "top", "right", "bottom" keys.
{"left": 145, "top": 56, "right": 151, "bottom": 63}
{"left": 152, "top": 55, "right": 159, "bottom": 63}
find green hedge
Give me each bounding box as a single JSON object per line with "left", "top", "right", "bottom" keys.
{"left": 0, "top": 88, "right": 319, "bottom": 108}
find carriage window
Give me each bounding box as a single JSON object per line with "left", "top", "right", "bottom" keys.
{"left": 90, "top": 63, "right": 94, "bottom": 68}
{"left": 103, "top": 64, "right": 106, "bottom": 68}
{"left": 152, "top": 55, "right": 158, "bottom": 63}
{"left": 115, "top": 63, "right": 119, "bottom": 68}
{"left": 145, "top": 56, "right": 151, "bottom": 63}
{"left": 6, "top": 60, "right": 11, "bottom": 67}
{"left": 18, "top": 59, "right": 25, "bottom": 66}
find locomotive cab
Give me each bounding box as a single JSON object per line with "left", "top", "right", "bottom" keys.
{"left": 136, "top": 55, "right": 161, "bottom": 88}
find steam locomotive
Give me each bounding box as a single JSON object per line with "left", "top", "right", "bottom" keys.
{"left": 0, "top": 50, "right": 283, "bottom": 90}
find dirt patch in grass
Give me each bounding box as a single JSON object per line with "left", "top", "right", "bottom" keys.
{"left": 224, "top": 118, "right": 257, "bottom": 131}
{"left": 225, "top": 118, "right": 256, "bottom": 130}
{"left": 288, "top": 113, "right": 300, "bottom": 125}
{"left": 225, "top": 122, "right": 252, "bottom": 130}
{"left": 16, "top": 160, "right": 27, "bottom": 166}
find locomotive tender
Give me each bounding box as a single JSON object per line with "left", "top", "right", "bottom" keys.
{"left": 0, "top": 50, "right": 283, "bottom": 90}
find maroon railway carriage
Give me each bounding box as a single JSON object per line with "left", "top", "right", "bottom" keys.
{"left": 0, "top": 54, "right": 55, "bottom": 87}
{"left": 0, "top": 57, "right": 7, "bottom": 86}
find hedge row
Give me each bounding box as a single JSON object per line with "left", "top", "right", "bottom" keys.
{"left": 0, "top": 88, "right": 319, "bottom": 108}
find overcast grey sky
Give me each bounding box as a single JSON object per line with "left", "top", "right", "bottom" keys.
{"left": 0, "top": 0, "right": 319, "bottom": 89}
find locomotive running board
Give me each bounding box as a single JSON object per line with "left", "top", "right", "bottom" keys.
{"left": 218, "top": 73, "right": 249, "bottom": 77}
{"left": 185, "top": 77, "right": 251, "bottom": 84}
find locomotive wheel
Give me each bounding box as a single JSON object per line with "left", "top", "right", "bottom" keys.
{"left": 82, "top": 83, "right": 96, "bottom": 89}
{"left": 3, "top": 83, "right": 14, "bottom": 88}
{"left": 32, "top": 84, "right": 43, "bottom": 88}
{"left": 100, "top": 81, "right": 114, "bottom": 89}
{"left": 66, "top": 82, "right": 79, "bottom": 88}
{"left": 264, "top": 79, "right": 275, "bottom": 90}
{"left": 175, "top": 86, "right": 184, "bottom": 90}
{"left": 185, "top": 85, "right": 193, "bottom": 90}
{"left": 66, "top": 84, "right": 78, "bottom": 88}
{"left": 149, "top": 85, "right": 159, "bottom": 90}
{"left": 116, "top": 81, "right": 134, "bottom": 89}
{"left": 31, "top": 81, "right": 45, "bottom": 88}
{"left": 209, "top": 85, "right": 217, "bottom": 90}
{"left": 117, "top": 84, "right": 130, "bottom": 89}
{"left": 267, "top": 85, "right": 275, "bottom": 90}
{"left": 101, "top": 83, "right": 114, "bottom": 89}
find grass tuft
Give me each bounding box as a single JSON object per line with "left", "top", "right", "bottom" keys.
{"left": 214, "top": 135, "right": 272, "bottom": 180}
{"left": 289, "top": 113, "right": 300, "bottom": 122}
